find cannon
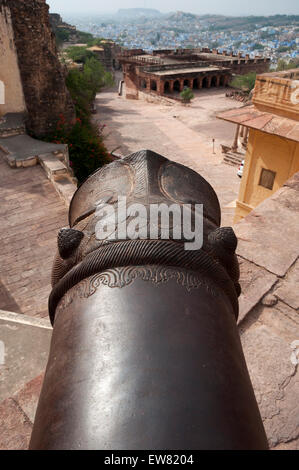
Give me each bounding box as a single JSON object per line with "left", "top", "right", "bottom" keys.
{"left": 30, "top": 150, "right": 268, "bottom": 450}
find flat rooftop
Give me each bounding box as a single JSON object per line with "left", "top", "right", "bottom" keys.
{"left": 217, "top": 104, "right": 299, "bottom": 143}
{"left": 145, "top": 66, "right": 225, "bottom": 77}
{"left": 197, "top": 52, "right": 233, "bottom": 61}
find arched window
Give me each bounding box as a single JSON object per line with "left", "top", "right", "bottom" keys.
{"left": 151, "top": 80, "right": 157, "bottom": 91}
{"left": 164, "top": 81, "right": 170, "bottom": 93}
{"left": 183, "top": 79, "right": 190, "bottom": 88}
{"left": 193, "top": 78, "right": 199, "bottom": 89}
{"left": 220, "top": 75, "right": 226, "bottom": 86}
{"left": 173, "top": 80, "right": 180, "bottom": 92}
{"left": 141, "top": 79, "right": 147, "bottom": 89}
{"left": 211, "top": 76, "right": 217, "bottom": 87}
{"left": 202, "top": 77, "right": 208, "bottom": 88}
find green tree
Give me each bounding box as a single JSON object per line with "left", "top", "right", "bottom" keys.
{"left": 55, "top": 28, "right": 70, "bottom": 47}
{"left": 180, "top": 87, "right": 194, "bottom": 103}
{"left": 66, "top": 57, "right": 113, "bottom": 121}
{"left": 48, "top": 115, "right": 109, "bottom": 184}
{"left": 230, "top": 72, "right": 257, "bottom": 93}
{"left": 276, "top": 58, "right": 299, "bottom": 71}
{"left": 66, "top": 46, "right": 94, "bottom": 64}
{"left": 77, "top": 31, "right": 94, "bottom": 43}
{"left": 87, "top": 37, "right": 107, "bottom": 47}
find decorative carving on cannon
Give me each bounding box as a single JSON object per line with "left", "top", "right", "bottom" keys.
{"left": 30, "top": 150, "right": 268, "bottom": 450}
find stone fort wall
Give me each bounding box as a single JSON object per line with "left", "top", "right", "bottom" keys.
{"left": 0, "top": 0, "right": 75, "bottom": 137}
{"left": 0, "top": 3, "right": 26, "bottom": 115}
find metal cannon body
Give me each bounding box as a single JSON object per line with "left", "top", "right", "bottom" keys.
{"left": 30, "top": 150, "right": 268, "bottom": 450}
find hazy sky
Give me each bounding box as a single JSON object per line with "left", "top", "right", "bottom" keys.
{"left": 47, "top": 0, "right": 299, "bottom": 16}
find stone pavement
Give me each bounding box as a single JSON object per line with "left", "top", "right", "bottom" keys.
{"left": 0, "top": 374, "right": 43, "bottom": 450}
{"left": 95, "top": 87, "right": 243, "bottom": 226}
{"left": 0, "top": 310, "right": 51, "bottom": 403}
{"left": 0, "top": 309, "right": 51, "bottom": 450}
{"left": 0, "top": 134, "right": 66, "bottom": 161}
{"left": 0, "top": 151, "right": 67, "bottom": 318}
{"left": 235, "top": 173, "right": 299, "bottom": 450}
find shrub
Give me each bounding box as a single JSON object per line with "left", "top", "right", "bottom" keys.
{"left": 276, "top": 58, "right": 299, "bottom": 71}
{"left": 230, "top": 72, "right": 257, "bottom": 93}
{"left": 48, "top": 115, "right": 109, "bottom": 185}
{"left": 180, "top": 87, "right": 194, "bottom": 103}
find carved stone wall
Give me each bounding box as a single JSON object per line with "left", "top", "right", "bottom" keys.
{"left": 0, "top": 0, "right": 75, "bottom": 136}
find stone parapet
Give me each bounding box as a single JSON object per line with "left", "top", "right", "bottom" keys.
{"left": 234, "top": 172, "right": 299, "bottom": 449}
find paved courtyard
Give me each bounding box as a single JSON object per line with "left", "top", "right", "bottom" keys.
{"left": 0, "top": 151, "right": 67, "bottom": 318}
{"left": 95, "top": 87, "right": 243, "bottom": 226}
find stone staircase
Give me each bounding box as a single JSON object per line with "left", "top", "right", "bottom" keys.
{"left": 223, "top": 151, "right": 244, "bottom": 167}
{"left": 0, "top": 113, "right": 77, "bottom": 206}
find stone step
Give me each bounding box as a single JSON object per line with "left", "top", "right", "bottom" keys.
{"left": 38, "top": 153, "right": 77, "bottom": 205}
{"left": 0, "top": 126, "right": 25, "bottom": 138}
{"left": 224, "top": 157, "right": 243, "bottom": 165}
{"left": 223, "top": 153, "right": 244, "bottom": 167}
{"left": 38, "top": 153, "right": 68, "bottom": 179}
{"left": 0, "top": 113, "right": 26, "bottom": 138}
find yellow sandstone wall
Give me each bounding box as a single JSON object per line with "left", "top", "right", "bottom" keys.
{"left": 0, "top": 4, "right": 26, "bottom": 115}
{"left": 235, "top": 129, "right": 299, "bottom": 223}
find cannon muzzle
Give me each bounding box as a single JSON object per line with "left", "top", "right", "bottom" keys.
{"left": 30, "top": 150, "right": 268, "bottom": 450}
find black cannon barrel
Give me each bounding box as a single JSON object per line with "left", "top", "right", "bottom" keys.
{"left": 29, "top": 150, "right": 268, "bottom": 450}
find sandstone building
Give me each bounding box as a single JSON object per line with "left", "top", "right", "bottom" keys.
{"left": 119, "top": 48, "right": 270, "bottom": 100}
{"left": 218, "top": 69, "right": 299, "bottom": 222}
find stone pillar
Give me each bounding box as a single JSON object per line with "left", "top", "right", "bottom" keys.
{"left": 190, "top": 79, "right": 194, "bottom": 89}
{"left": 240, "top": 126, "right": 244, "bottom": 138}
{"left": 216, "top": 76, "right": 221, "bottom": 87}
{"left": 242, "top": 127, "right": 249, "bottom": 149}
{"left": 207, "top": 76, "right": 212, "bottom": 88}
{"left": 179, "top": 79, "right": 184, "bottom": 91}
{"left": 158, "top": 80, "right": 164, "bottom": 96}
{"left": 232, "top": 124, "right": 240, "bottom": 152}
{"left": 199, "top": 77, "right": 203, "bottom": 89}
{"left": 169, "top": 81, "right": 174, "bottom": 93}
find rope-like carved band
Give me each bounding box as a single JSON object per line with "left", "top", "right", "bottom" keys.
{"left": 49, "top": 239, "right": 239, "bottom": 325}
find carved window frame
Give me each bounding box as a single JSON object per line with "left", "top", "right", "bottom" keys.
{"left": 258, "top": 168, "right": 276, "bottom": 190}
